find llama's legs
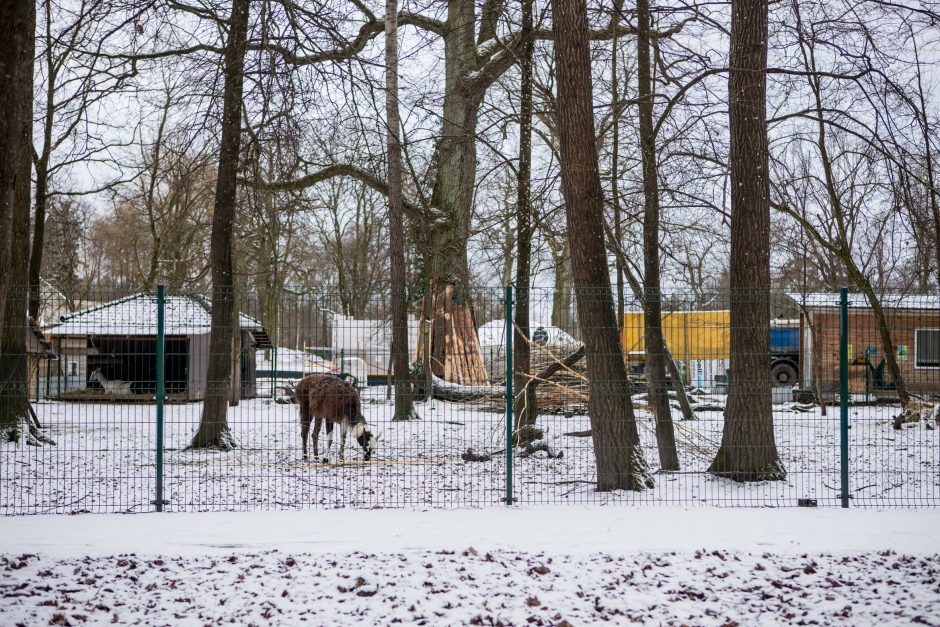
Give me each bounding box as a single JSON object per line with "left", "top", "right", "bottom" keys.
{"left": 300, "top": 404, "right": 311, "bottom": 460}
{"left": 312, "top": 418, "right": 323, "bottom": 458}
{"left": 301, "top": 418, "right": 312, "bottom": 460}
{"left": 325, "top": 422, "right": 334, "bottom": 460}
{"left": 338, "top": 422, "right": 348, "bottom": 462}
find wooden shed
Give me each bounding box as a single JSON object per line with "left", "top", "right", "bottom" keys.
{"left": 45, "top": 293, "right": 272, "bottom": 401}
{"left": 789, "top": 293, "right": 940, "bottom": 400}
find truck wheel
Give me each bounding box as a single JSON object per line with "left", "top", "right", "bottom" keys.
{"left": 771, "top": 362, "right": 797, "bottom": 387}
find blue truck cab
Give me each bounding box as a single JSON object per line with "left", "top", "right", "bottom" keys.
{"left": 770, "top": 321, "right": 800, "bottom": 387}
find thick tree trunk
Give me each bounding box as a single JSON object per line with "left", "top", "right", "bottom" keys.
{"left": 636, "top": 0, "right": 679, "bottom": 471}
{"left": 0, "top": 155, "right": 32, "bottom": 442}
{"left": 417, "top": 1, "right": 488, "bottom": 385}
{"left": 709, "top": 0, "right": 784, "bottom": 481}
{"left": 1, "top": 4, "right": 50, "bottom": 446}
{"left": 386, "top": 0, "right": 416, "bottom": 421}
{"left": 553, "top": 0, "right": 651, "bottom": 492}
{"left": 0, "top": 0, "right": 33, "bottom": 328}
{"left": 513, "top": 0, "right": 536, "bottom": 434}
{"left": 190, "top": 0, "right": 250, "bottom": 450}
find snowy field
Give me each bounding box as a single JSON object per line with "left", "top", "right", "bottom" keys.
{"left": 1, "top": 388, "right": 938, "bottom": 512}
{"left": 1, "top": 508, "right": 938, "bottom": 625}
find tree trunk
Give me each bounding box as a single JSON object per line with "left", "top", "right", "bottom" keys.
{"left": 708, "top": 0, "right": 784, "bottom": 482}
{"left": 0, "top": 193, "right": 31, "bottom": 442}
{"left": 553, "top": 0, "right": 651, "bottom": 491}
{"left": 513, "top": 0, "right": 536, "bottom": 434}
{"left": 386, "top": 0, "right": 416, "bottom": 421}
{"left": 0, "top": 0, "right": 33, "bottom": 328}
{"left": 190, "top": 0, "right": 250, "bottom": 450}
{"left": 1, "top": 3, "right": 50, "bottom": 446}
{"left": 610, "top": 26, "right": 625, "bottom": 331}
{"left": 417, "top": 1, "right": 488, "bottom": 385}
{"left": 550, "top": 241, "right": 573, "bottom": 331}
{"left": 636, "top": 0, "right": 679, "bottom": 471}
{"left": 910, "top": 31, "right": 940, "bottom": 292}
{"left": 27, "top": 166, "right": 48, "bottom": 321}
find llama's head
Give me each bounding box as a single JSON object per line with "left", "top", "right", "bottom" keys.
{"left": 352, "top": 422, "right": 376, "bottom": 461}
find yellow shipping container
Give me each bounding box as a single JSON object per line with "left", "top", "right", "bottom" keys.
{"left": 621, "top": 310, "right": 731, "bottom": 362}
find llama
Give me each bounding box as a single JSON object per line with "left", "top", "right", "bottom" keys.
{"left": 89, "top": 369, "right": 132, "bottom": 395}
{"left": 294, "top": 374, "right": 376, "bottom": 462}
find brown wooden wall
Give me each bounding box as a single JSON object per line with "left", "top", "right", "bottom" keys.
{"left": 805, "top": 309, "right": 940, "bottom": 398}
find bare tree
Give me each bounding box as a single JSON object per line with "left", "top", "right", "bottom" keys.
{"left": 553, "top": 0, "right": 651, "bottom": 491}
{"left": 513, "top": 0, "right": 537, "bottom": 435}
{"left": 386, "top": 0, "right": 416, "bottom": 421}
{"left": 709, "top": 0, "right": 784, "bottom": 482}
{"left": 190, "top": 0, "right": 251, "bottom": 450}
{"left": 1, "top": 0, "right": 51, "bottom": 446}
{"left": 636, "top": 0, "right": 678, "bottom": 470}
{"left": 27, "top": 0, "right": 132, "bottom": 319}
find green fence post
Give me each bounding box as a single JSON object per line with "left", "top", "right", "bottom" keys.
{"left": 505, "top": 285, "right": 514, "bottom": 505}
{"left": 839, "top": 288, "right": 850, "bottom": 508}
{"left": 155, "top": 285, "right": 166, "bottom": 512}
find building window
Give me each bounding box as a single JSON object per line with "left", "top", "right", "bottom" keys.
{"left": 915, "top": 329, "right": 940, "bottom": 368}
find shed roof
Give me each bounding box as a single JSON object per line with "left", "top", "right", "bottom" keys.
{"left": 786, "top": 292, "right": 940, "bottom": 311}
{"left": 47, "top": 293, "right": 265, "bottom": 337}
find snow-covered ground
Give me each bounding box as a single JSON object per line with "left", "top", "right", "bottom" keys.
{"left": 1, "top": 508, "right": 938, "bottom": 625}
{"left": 1, "top": 388, "right": 937, "bottom": 512}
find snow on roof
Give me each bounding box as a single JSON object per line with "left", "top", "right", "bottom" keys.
{"left": 477, "top": 320, "right": 579, "bottom": 348}
{"left": 47, "top": 293, "right": 264, "bottom": 336}
{"left": 786, "top": 292, "right": 940, "bottom": 311}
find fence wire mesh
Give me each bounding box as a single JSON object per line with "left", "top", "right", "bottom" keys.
{"left": 1, "top": 285, "right": 937, "bottom": 513}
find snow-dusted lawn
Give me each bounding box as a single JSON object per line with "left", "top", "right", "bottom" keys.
{"left": 1, "top": 508, "right": 938, "bottom": 625}
{"left": 1, "top": 388, "right": 937, "bottom": 512}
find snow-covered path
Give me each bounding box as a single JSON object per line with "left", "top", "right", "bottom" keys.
{"left": 2, "top": 507, "right": 939, "bottom": 558}
{"left": 1, "top": 508, "right": 938, "bottom": 625}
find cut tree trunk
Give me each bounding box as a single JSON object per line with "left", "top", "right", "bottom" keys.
{"left": 386, "top": 0, "right": 416, "bottom": 421}
{"left": 190, "top": 0, "right": 250, "bottom": 451}
{"left": 422, "top": 284, "right": 487, "bottom": 386}
{"left": 553, "top": 0, "right": 651, "bottom": 491}
{"left": 708, "top": 0, "right": 785, "bottom": 482}
{"left": 636, "top": 0, "right": 679, "bottom": 470}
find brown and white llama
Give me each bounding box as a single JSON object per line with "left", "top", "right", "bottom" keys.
{"left": 294, "top": 374, "right": 375, "bottom": 462}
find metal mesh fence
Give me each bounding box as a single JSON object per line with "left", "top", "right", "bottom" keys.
{"left": 1, "top": 285, "right": 937, "bottom": 513}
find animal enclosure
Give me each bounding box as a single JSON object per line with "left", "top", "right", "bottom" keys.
{"left": 1, "top": 286, "right": 938, "bottom": 513}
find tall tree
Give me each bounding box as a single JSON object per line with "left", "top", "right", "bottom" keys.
{"left": 553, "top": 0, "right": 651, "bottom": 491}
{"left": 513, "top": 0, "right": 536, "bottom": 435}
{"left": 0, "top": 0, "right": 51, "bottom": 446}
{"left": 708, "top": 0, "right": 784, "bottom": 481}
{"left": 28, "top": 0, "right": 130, "bottom": 319}
{"left": 0, "top": 0, "right": 33, "bottom": 328}
{"left": 386, "top": 0, "right": 416, "bottom": 421}
{"left": 636, "top": 0, "right": 679, "bottom": 470}
{"left": 190, "top": 0, "right": 251, "bottom": 450}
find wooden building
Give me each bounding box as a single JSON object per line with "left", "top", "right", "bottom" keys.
{"left": 45, "top": 293, "right": 272, "bottom": 401}
{"left": 789, "top": 293, "right": 940, "bottom": 400}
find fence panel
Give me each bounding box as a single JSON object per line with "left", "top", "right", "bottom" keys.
{"left": 1, "top": 284, "right": 937, "bottom": 513}
{"left": 1, "top": 286, "right": 158, "bottom": 513}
